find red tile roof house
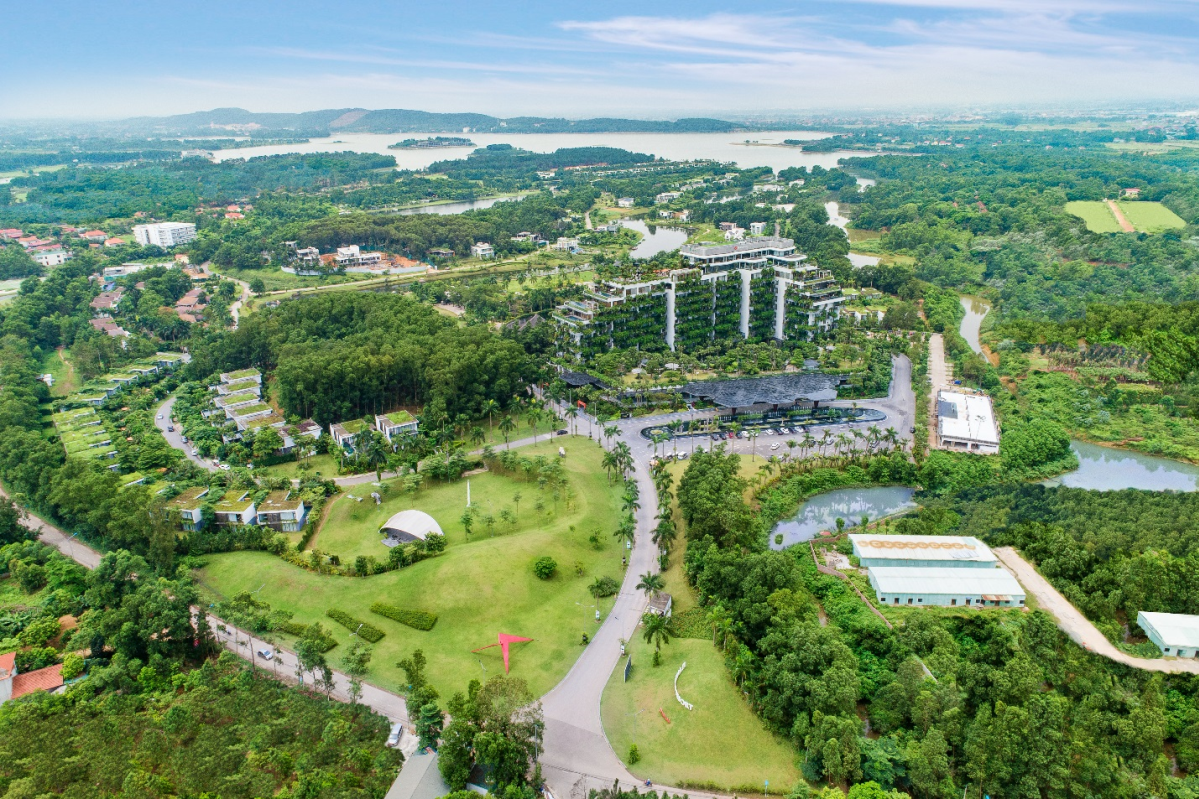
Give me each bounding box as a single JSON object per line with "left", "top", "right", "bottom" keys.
{"left": 81, "top": 230, "right": 108, "bottom": 242}
{"left": 0, "top": 652, "right": 65, "bottom": 704}
{"left": 0, "top": 229, "right": 22, "bottom": 240}
{"left": 104, "top": 237, "right": 126, "bottom": 248}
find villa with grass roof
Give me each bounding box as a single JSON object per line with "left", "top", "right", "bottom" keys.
{"left": 375, "top": 410, "right": 419, "bottom": 442}
{"left": 213, "top": 491, "right": 257, "bottom": 527}
{"left": 240, "top": 413, "right": 287, "bottom": 433}
{"left": 227, "top": 402, "right": 274, "bottom": 423}
{"left": 256, "top": 490, "right": 308, "bottom": 532}
{"left": 217, "top": 377, "right": 261, "bottom": 396}
{"left": 167, "top": 486, "right": 210, "bottom": 532}
{"left": 219, "top": 368, "right": 261, "bottom": 385}
{"left": 214, "top": 390, "right": 260, "bottom": 411}
{"left": 330, "top": 419, "right": 370, "bottom": 451}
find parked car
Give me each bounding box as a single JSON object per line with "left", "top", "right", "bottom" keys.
{"left": 156, "top": 413, "right": 163, "bottom": 420}
{"left": 257, "top": 649, "right": 273, "bottom": 661}
{"left": 387, "top": 723, "right": 403, "bottom": 748}
{"left": 771, "top": 443, "right": 780, "bottom": 450}
{"left": 220, "top": 464, "right": 230, "bottom": 471}
{"left": 190, "top": 449, "right": 198, "bottom": 456}
{"left": 167, "top": 425, "right": 174, "bottom": 432}
{"left": 180, "top": 435, "right": 188, "bottom": 443}
{"left": 557, "top": 429, "right": 569, "bottom": 436}
{"left": 677, "top": 451, "right": 689, "bottom": 459}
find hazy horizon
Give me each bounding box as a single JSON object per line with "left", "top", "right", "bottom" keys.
{"left": 3, "top": 0, "right": 1199, "bottom": 120}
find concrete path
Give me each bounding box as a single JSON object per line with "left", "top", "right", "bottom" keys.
{"left": 995, "top": 547, "right": 1199, "bottom": 674}
{"left": 154, "top": 395, "right": 217, "bottom": 472}
{"left": 926, "top": 333, "right": 951, "bottom": 450}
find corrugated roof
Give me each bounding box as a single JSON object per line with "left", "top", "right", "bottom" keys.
{"left": 868, "top": 566, "right": 1024, "bottom": 597}
{"left": 850, "top": 534, "right": 997, "bottom": 563}
{"left": 1138, "top": 612, "right": 1199, "bottom": 648}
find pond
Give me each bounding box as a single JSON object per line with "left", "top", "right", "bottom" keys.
{"left": 1043, "top": 441, "right": 1199, "bottom": 492}
{"left": 959, "top": 296, "right": 991, "bottom": 356}
{"left": 620, "top": 219, "right": 690, "bottom": 259}
{"left": 770, "top": 486, "right": 917, "bottom": 548}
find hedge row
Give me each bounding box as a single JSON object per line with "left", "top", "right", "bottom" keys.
{"left": 325, "top": 609, "right": 385, "bottom": 643}
{"left": 279, "top": 621, "right": 338, "bottom": 652}
{"left": 369, "top": 602, "right": 438, "bottom": 631}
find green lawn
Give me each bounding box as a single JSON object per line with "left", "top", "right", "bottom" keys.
{"left": 601, "top": 636, "right": 801, "bottom": 791}
{"left": 38, "top": 348, "right": 77, "bottom": 397}
{"left": 254, "top": 453, "right": 340, "bottom": 480}
{"left": 1117, "top": 201, "right": 1187, "bottom": 233}
{"left": 214, "top": 266, "right": 377, "bottom": 293}
{"left": 196, "top": 437, "right": 627, "bottom": 698}
{"left": 1064, "top": 201, "right": 1122, "bottom": 233}
{"left": 480, "top": 410, "right": 568, "bottom": 449}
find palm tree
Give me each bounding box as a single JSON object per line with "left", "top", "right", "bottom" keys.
{"left": 730, "top": 644, "right": 754, "bottom": 688}
{"left": 622, "top": 494, "right": 641, "bottom": 515}
{"left": 566, "top": 406, "right": 579, "bottom": 435}
{"left": 469, "top": 426, "right": 486, "bottom": 449}
{"left": 482, "top": 399, "right": 500, "bottom": 432}
{"left": 601, "top": 450, "right": 619, "bottom": 485}
{"left": 786, "top": 439, "right": 798, "bottom": 462}
{"left": 705, "top": 604, "right": 731, "bottom": 648}
{"left": 498, "top": 415, "right": 516, "bottom": 450}
{"left": 749, "top": 430, "right": 759, "bottom": 461}
{"left": 636, "top": 572, "right": 665, "bottom": 596}
{"left": 603, "top": 425, "right": 619, "bottom": 449}
{"left": 641, "top": 611, "right": 673, "bottom": 655}
{"left": 526, "top": 408, "right": 542, "bottom": 444}
{"left": 613, "top": 516, "right": 635, "bottom": 548}
{"left": 801, "top": 431, "right": 816, "bottom": 459}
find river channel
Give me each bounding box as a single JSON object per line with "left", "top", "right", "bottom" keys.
{"left": 771, "top": 486, "right": 917, "bottom": 548}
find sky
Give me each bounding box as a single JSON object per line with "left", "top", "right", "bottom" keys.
{"left": 2, "top": 0, "right": 1198, "bottom": 119}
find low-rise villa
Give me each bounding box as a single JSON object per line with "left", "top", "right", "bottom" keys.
{"left": 213, "top": 491, "right": 257, "bottom": 527}
{"left": 256, "top": 491, "right": 308, "bottom": 532}
{"left": 167, "top": 486, "right": 210, "bottom": 532}
{"left": 375, "top": 410, "right": 419, "bottom": 442}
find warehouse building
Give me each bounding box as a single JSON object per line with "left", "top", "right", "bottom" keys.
{"left": 1137, "top": 611, "right": 1199, "bottom": 658}
{"left": 850, "top": 534, "right": 998, "bottom": 569}
{"left": 869, "top": 566, "right": 1026, "bottom": 608}
{"left": 936, "top": 390, "right": 1000, "bottom": 454}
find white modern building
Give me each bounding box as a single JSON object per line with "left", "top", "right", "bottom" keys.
{"left": 32, "top": 249, "right": 68, "bottom": 267}
{"left": 471, "top": 242, "right": 495, "bottom": 259}
{"left": 617, "top": 197, "right": 635, "bottom": 208}
{"left": 133, "top": 222, "right": 197, "bottom": 248}
{"left": 1137, "top": 611, "right": 1199, "bottom": 658}
{"left": 869, "top": 566, "right": 1025, "bottom": 608}
{"left": 334, "top": 245, "right": 383, "bottom": 268}
{"left": 850, "top": 534, "right": 999, "bottom": 569}
{"left": 937, "top": 390, "right": 1000, "bottom": 454}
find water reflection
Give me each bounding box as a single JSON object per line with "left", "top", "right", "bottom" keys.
{"left": 771, "top": 486, "right": 917, "bottom": 548}
{"left": 1044, "top": 441, "right": 1199, "bottom": 492}
{"left": 620, "top": 219, "right": 689, "bottom": 259}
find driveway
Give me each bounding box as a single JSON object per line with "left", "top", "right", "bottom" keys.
{"left": 995, "top": 547, "right": 1199, "bottom": 674}
{"left": 154, "top": 395, "right": 216, "bottom": 472}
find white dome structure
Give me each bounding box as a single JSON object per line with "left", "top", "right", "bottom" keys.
{"left": 380, "top": 509, "right": 443, "bottom": 545}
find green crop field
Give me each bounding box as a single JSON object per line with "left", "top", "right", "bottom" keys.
{"left": 196, "top": 437, "right": 625, "bottom": 697}
{"left": 601, "top": 636, "right": 801, "bottom": 790}
{"left": 1117, "top": 201, "right": 1187, "bottom": 233}
{"left": 1064, "top": 201, "right": 1122, "bottom": 233}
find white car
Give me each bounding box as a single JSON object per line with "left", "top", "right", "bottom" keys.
{"left": 220, "top": 464, "right": 230, "bottom": 471}
{"left": 386, "top": 723, "right": 403, "bottom": 747}
{"left": 190, "top": 448, "right": 198, "bottom": 456}
{"left": 257, "top": 649, "right": 273, "bottom": 661}
{"left": 156, "top": 413, "right": 163, "bottom": 420}
{"left": 771, "top": 443, "right": 780, "bottom": 450}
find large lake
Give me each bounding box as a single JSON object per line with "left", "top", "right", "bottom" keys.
{"left": 212, "top": 131, "right": 869, "bottom": 173}
{"left": 1045, "top": 441, "right": 1199, "bottom": 492}
{"left": 771, "top": 486, "right": 917, "bottom": 548}
{"left": 396, "top": 197, "right": 515, "bottom": 216}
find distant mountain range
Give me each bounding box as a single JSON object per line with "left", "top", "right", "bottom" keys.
{"left": 116, "top": 108, "right": 754, "bottom": 137}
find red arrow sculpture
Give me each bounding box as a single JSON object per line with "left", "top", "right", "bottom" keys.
{"left": 472, "top": 633, "right": 533, "bottom": 673}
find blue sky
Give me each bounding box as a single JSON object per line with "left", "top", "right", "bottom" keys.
{"left": 2, "top": 0, "right": 1198, "bottom": 118}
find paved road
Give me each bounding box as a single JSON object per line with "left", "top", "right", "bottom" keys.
{"left": 154, "top": 395, "right": 217, "bottom": 472}
{"left": 995, "top": 547, "right": 1199, "bottom": 674}
{"left": 926, "top": 334, "right": 951, "bottom": 450}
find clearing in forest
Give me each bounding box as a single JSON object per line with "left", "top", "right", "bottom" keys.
{"left": 1065, "top": 200, "right": 1185, "bottom": 234}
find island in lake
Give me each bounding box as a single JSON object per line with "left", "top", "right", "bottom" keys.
{"left": 388, "top": 136, "right": 476, "bottom": 149}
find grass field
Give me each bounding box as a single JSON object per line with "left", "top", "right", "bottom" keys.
{"left": 1064, "top": 201, "right": 1123, "bottom": 233}
{"left": 196, "top": 437, "right": 626, "bottom": 697}
{"left": 601, "top": 636, "right": 801, "bottom": 790}
{"left": 38, "top": 348, "right": 77, "bottom": 397}
{"left": 1118, "top": 201, "right": 1187, "bottom": 233}
{"left": 254, "top": 453, "right": 340, "bottom": 480}
{"left": 1065, "top": 200, "right": 1186, "bottom": 234}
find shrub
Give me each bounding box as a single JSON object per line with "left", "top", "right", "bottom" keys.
{"left": 15, "top": 646, "right": 57, "bottom": 672}
{"left": 280, "top": 621, "right": 337, "bottom": 652}
{"left": 370, "top": 603, "right": 437, "bottom": 631}
{"left": 589, "top": 575, "right": 620, "bottom": 598}
{"left": 532, "top": 556, "right": 557, "bottom": 580}
{"left": 325, "top": 609, "right": 385, "bottom": 643}
{"left": 628, "top": 744, "right": 640, "bottom": 765}
{"left": 60, "top": 653, "right": 84, "bottom": 680}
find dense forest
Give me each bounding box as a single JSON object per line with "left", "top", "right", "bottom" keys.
{"left": 677, "top": 448, "right": 1199, "bottom": 798}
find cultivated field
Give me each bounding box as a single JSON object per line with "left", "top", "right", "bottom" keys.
{"left": 196, "top": 437, "right": 625, "bottom": 697}
{"left": 1065, "top": 200, "right": 1186, "bottom": 234}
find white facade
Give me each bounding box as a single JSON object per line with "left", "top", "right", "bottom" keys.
{"left": 133, "top": 222, "right": 197, "bottom": 248}
{"left": 1137, "top": 612, "right": 1199, "bottom": 658}
{"left": 869, "top": 567, "right": 1026, "bottom": 608}
{"left": 334, "top": 245, "right": 383, "bottom": 268}
{"left": 33, "top": 249, "right": 68, "bottom": 267}
{"left": 937, "top": 390, "right": 1000, "bottom": 454}
{"left": 471, "top": 242, "right": 495, "bottom": 259}
{"left": 617, "top": 197, "right": 635, "bottom": 208}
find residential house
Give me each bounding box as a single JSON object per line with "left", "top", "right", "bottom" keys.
{"left": 154, "top": 352, "right": 185, "bottom": 370}
{"left": 655, "top": 192, "right": 681, "bottom": 204}
{"left": 375, "top": 410, "right": 419, "bottom": 442}
{"left": 104, "top": 237, "right": 125, "bottom": 248}
{"left": 470, "top": 242, "right": 495, "bottom": 260}
{"left": 175, "top": 288, "right": 206, "bottom": 322}
{"left": 330, "top": 419, "right": 369, "bottom": 451}
{"left": 616, "top": 197, "right": 635, "bottom": 208}
{"left": 213, "top": 491, "right": 257, "bottom": 527}
{"left": 90, "top": 287, "right": 125, "bottom": 314}
{"left": 81, "top": 230, "right": 108, "bottom": 243}
{"left": 658, "top": 210, "right": 673, "bottom": 219}
{"left": 167, "top": 486, "right": 210, "bottom": 532}
{"left": 0, "top": 229, "right": 22, "bottom": 240}
{"left": 0, "top": 653, "right": 65, "bottom": 705}
{"left": 256, "top": 491, "right": 308, "bottom": 532}
{"left": 674, "top": 210, "right": 691, "bottom": 222}
{"left": 552, "top": 237, "right": 580, "bottom": 252}
{"left": 217, "top": 377, "right": 261, "bottom": 396}
{"left": 89, "top": 318, "right": 129, "bottom": 338}
{"left": 219, "top": 368, "right": 262, "bottom": 386}
{"left": 32, "top": 248, "right": 68, "bottom": 267}
{"left": 1122, "top": 187, "right": 1141, "bottom": 198}
{"left": 723, "top": 226, "right": 746, "bottom": 241}
{"left": 428, "top": 248, "right": 455, "bottom": 260}
{"left": 334, "top": 245, "right": 383, "bottom": 268}
{"left": 239, "top": 413, "right": 287, "bottom": 434}
{"left": 214, "top": 389, "right": 261, "bottom": 411}
{"left": 750, "top": 222, "right": 767, "bottom": 236}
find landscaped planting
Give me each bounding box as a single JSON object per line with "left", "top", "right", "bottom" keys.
{"left": 325, "top": 608, "right": 386, "bottom": 643}
{"left": 370, "top": 602, "right": 438, "bottom": 631}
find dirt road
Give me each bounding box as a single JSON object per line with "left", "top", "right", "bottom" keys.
{"left": 1105, "top": 199, "right": 1136, "bottom": 233}
{"left": 995, "top": 547, "right": 1199, "bottom": 674}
